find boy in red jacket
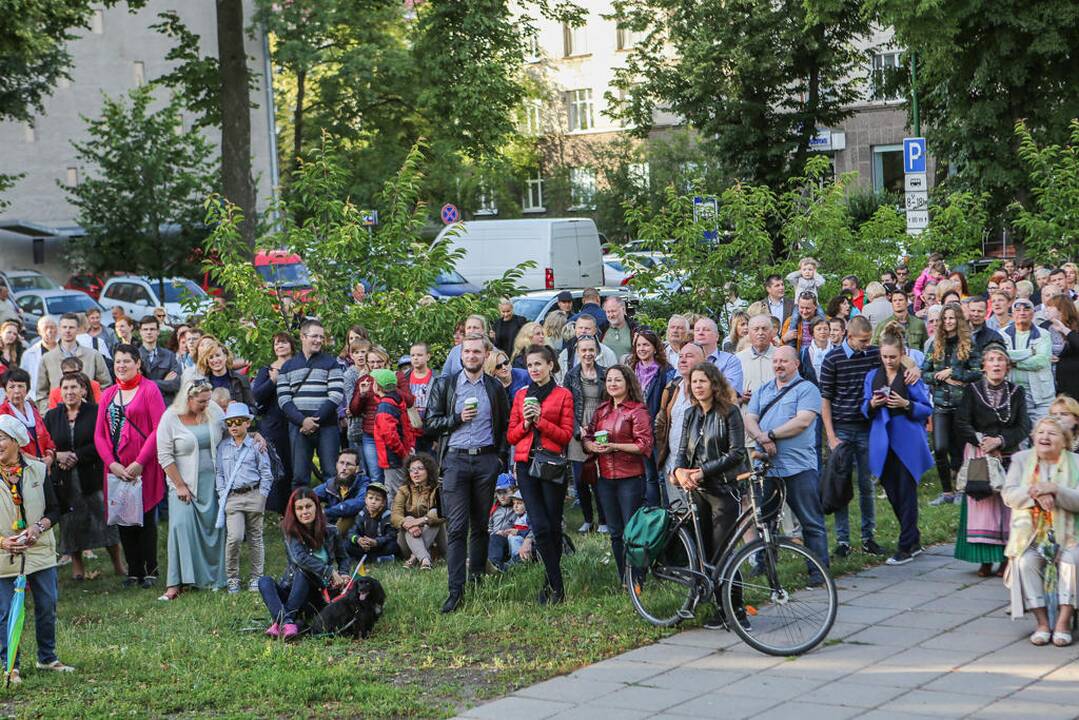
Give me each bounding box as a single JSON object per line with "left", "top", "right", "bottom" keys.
{"left": 371, "top": 368, "right": 413, "bottom": 507}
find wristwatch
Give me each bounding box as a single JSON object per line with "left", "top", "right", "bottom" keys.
{"left": 767, "top": 430, "right": 777, "bottom": 443}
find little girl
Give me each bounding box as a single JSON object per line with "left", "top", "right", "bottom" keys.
{"left": 257, "top": 488, "right": 350, "bottom": 640}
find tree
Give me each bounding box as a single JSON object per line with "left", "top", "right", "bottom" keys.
{"left": 609, "top": 0, "right": 868, "bottom": 189}
{"left": 874, "top": 0, "right": 1079, "bottom": 212}
{"left": 216, "top": 0, "right": 257, "bottom": 249}
{"left": 200, "top": 137, "right": 527, "bottom": 368}
{"left": 1013, "top": 119, "right": 1079, "bottom": 265}
{"left": 64, "top": 87, "right": 216, "bottom": 282}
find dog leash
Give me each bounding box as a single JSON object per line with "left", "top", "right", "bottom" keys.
{"left": 322, "top": 554, "right": 367, "bottom": 604}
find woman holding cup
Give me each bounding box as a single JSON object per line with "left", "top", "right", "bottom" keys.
{"left": 507, "top": 345, "right": 574, "bottom": 605}
{"left": 584, "top": 365, "right": 654, "bottom": 582}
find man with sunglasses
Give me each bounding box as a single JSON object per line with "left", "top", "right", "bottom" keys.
{"left": 1001, "top": 297, "right": 1054, "bottom": 424}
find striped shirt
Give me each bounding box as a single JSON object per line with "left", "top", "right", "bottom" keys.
{"left": 276, "top": 351, "right": 344, "bottom": 427}
{"left": 818, "top": 341, "right": 880, "bottom": 424}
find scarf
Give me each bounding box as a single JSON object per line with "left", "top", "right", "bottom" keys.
{"left": 525, "top": 378, "right": 556, "bottom": 405}
{"left": 1025, "top": 456, "right": 1075, "bottom": 550}
{"left": 635, "top": 361, "right": 661, "bottom": 394}
{"left": 117, "top": 372, "right": 143, "bottom": 392}
{"left": 870, "top": 367, "right": 909, "bottom": 403}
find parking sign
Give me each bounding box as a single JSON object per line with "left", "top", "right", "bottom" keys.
{"left": 903, "top": 137, "right": 926, "bottom": 174}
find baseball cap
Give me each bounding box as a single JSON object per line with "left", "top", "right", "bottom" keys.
{"left": 556, "top": 290, "right": 573, "bottom": 302}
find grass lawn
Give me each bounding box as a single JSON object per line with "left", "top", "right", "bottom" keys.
{"left": 5, "top": 475, "right": 960, "bottom": 719}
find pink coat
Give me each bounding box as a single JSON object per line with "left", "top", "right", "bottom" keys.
{"left": 94, "top": 380, "right": 167, "bottom": 512}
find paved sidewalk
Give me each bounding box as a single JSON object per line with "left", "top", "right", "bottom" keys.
{"left": 456, "top": 545, "right": 1079, "bottom": 719}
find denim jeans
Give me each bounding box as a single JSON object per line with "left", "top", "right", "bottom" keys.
{"left": 764, "top": 470, "right": 830, "bottom": 578}
{"left": 0, "top": 566, "right": 58, "bottom": 668}
{"left": 643, "top": 455, "right": 665, "bottom": 507}
{"left": 832, "top": 422, "right": 876, "bottom": 545}
{"left": 258, "top": 572, "right": 321, "bottom": 624}
{"left": 289, "top": 422, "right": 340, "bottom": 488}
{"left": 595, "top": 475, "right": 645, "bottom": 580}
{"left": 360, "top": 433, "right": 383, "bottom": 485}
{"left": 516, "top": 463, "right": 568, "bottom": 595}
{"left": 571, "top": 461, "right": 606, "bottom": 526}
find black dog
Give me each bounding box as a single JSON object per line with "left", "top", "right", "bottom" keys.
{"left": 305, "top": 576, "right": 386, "bottom": 639}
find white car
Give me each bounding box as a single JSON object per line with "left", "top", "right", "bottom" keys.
{"left": 0, "top": 269, "right": 60, "bottom": 294}
{"left": 602, "top": 252, "right": 673, "bottom": 286}
{"left": 15, "top": 289, "right": 103, "bottom": 327}
{"left": 99, "top": 276, "right": 213, "bottom": 324}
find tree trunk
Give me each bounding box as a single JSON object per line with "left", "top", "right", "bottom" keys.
{"left": 290, "top": 67, "right": 306, "bottom": 179}
{"left": 216, "top": 0, "right": 256, "bottom": 251}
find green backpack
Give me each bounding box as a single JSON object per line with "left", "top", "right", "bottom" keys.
{"left": 623, "top": 506, "right": 671, "bottom": 570}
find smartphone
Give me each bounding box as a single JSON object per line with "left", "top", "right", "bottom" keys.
{"left": 873, "top": 388, "right": 890, "bottom": 398}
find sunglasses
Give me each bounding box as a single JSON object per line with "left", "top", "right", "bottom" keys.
{"left": 495, "top": 361, "right": 509, "bottom": 370}
{"left": 225, "top": 418, "right": 249, "bottom": 427}
{"left": 188, "top": 376, "right": 212, "bottom": 395}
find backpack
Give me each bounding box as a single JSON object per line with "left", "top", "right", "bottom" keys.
{"left": 624, "top": 506, "right": 671, "bottom": 570}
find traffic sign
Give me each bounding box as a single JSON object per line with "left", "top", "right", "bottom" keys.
{"left": 903, "top": 137, "right": 926, "bottom": 174}
{"left": 440, "top": 203, "right": 459, "bottom": 225}
{"left": 693, "top": 196, "right": 719, "bottom": 242}
{"left": 361, "top": 210, "right": 379, "bottom": 227}
{"left": 905, "top": 191, "right": 929, "bottom": 212}
{"left": 904, "top": 173, "right": 927, "bottom": 193}
{"left": 906, "top": 209, "right": 929, "bottom": 230}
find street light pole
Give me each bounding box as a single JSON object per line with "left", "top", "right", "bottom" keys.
{"left": 910, "top": 51, "right": 920, "bottom": 138}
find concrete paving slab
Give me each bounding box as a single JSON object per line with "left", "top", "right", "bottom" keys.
{"left": 874, "top": 689, "right": 991, "bottom": 717}
{"left": 800, "top": 679, "right": 908, "bottom": 708}
{"left": 615, "top": 642, "right": 716, "bottom": 667}
{"left": 584, "top": 684, "right": 704, "bottom": 713}
{"left": 664, "top": 691, "right": 778, "bottom": 719}
{"left": 877, "top": 609, "right": 971, "bottom": 631}
{"left": 636, "top": 667, "right": 747, "bottom": 692}
{"left": 567, "top": 659, "right": 665, "bottom": 685}
{"left": 750, "top": 701, "right": 863, "bottom": 720}
{"left": 460, "top": 695, "right": 572, "bottom": 720}
{"left": 514, "top": 676, "right": 625, "bottom": 704}
{"left": 974, "top": 697, "right": 1079, "bottom": 720}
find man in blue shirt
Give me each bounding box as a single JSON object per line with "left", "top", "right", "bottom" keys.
{"left": 694, "top": 317, "right": 744, "bottom": 395}
{"left": 744, "top": 346, "right": 829, "bottom": 580}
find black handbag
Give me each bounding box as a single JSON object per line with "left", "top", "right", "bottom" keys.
{"left": 529, "top": 448, "right": 569, "bottom": 485}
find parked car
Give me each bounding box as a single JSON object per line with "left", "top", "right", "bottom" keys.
{"left": 602, "top": 252, "right": 673, "bottom": 286}
{"left": 99, "top": 276, "right": 213, "bottom": 324}
{"left": 433, "top": 218, "right": 604, "bottom": 291}
{"left": 0, "top": 269, "right": 60, "bottom": 295}
{"left": 511, "top": 287, "right": 637, "bottom": 324}
{"left": 15, "top": 289, "right": 103, "bottom": 327}
{"left": 254, "top": 250, "right": 313, "bottom": 301}
{"left": 65, "top": 273, "right": 110, "bottom": 300}
{"left": 428, "top": 269, "right": 481, "bottom": 298}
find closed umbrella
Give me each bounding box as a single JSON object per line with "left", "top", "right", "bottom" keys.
{"left": 5, "top": 557, "right": 26, "bottom": 687}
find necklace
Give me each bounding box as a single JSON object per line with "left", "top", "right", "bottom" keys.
{"left": 0, "top": 464, "right": 26, "bottom": 531}
{"left": 970, "top": 379, "right": 1014, "bottom": 425}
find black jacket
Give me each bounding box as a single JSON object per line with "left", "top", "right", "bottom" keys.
{"left": 212, "top": 369, "right": 256, "bottom": 408}
{"left": 346, "top": 508, "right": 398, "bottom": 558}
{"left": 424, "top": 371, "right": 510, "bottom": 462}
{"left": 43, "top": 401, "right": 103, "bottom": 502}
{"left": 821, "top": 441, "right": 856, "bottom": 514}
{"left": 139, "top": 345, "right": 181, "bottom": 403}
{"left": 674, "top": 404, "right": 746, "bottom": 492}
{"left": 956, "top": 380, "right": 1030, "bottom": 456}
{"left": 563, "top": 362, "right": 607, "bottom": 436}
{"left": 492, "top": 314, "right": 527, "bottom": 356}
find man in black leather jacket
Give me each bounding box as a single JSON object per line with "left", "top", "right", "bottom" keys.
{"left": 424, "top": 334, "right": 509, "bottom": 613}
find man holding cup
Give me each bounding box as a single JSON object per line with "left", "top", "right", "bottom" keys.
{"left": 424, "top": 334, "right": 510, "bottom": 613}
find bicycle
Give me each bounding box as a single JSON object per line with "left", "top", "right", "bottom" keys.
{"left": 627, "top": 456, "right": 837, "bottom": 656}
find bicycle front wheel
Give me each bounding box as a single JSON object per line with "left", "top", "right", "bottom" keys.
{"left": 627, "top": 526, "right": 699, "bottom": 628}
{"left": 721, "top": 539, "right": 837, "bottom": 656}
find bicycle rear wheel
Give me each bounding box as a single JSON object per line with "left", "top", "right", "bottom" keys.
{"left": 721, "top": 539, "right": 836, "bottom": 656}
{"left": 627, "top": 526, "right": 699, "bottom": 627}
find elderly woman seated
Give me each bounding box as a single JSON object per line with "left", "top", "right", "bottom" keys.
{"left": 1002, "top": 416, "right": 1079, "bottom": 647}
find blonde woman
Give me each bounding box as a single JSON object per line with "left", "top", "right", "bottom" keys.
{"left": 1050, "top": 395, "right": 1079, "bottom": 452}
{"left": 510, "top": 322, "right": 546, "bottom": 369}
{"left": 543, "top": 310, "right": 568, "bottom": 353}
{"left": 1002, "top": 416, "right": 1079, "bottom": 645}
{"left": 484, "top": 349, "right": 529, "bottom": 404}
{"left": 196, "top": 341, "right": 254, "bottom": 407}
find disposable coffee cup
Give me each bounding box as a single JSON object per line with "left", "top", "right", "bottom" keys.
{"left": 523, "top": 397, "right": 540, "bottom": 409}
{"left": 464, "top": 397, "right": 479, "bottom": 411}
{"left": 594, "top": 430, "right": 610, "bottom": 445}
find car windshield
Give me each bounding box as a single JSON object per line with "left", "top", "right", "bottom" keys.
{"left": 161, "top": 280, "right": 208, "bottom": 302}
{"left": 45, "top": 294, "right": 99, "bottom": 315}
{"left": 605, "top": 260, "right": 625, "bottom": 272}
{"left": 435, "top": 269, "right": 468, "bottom": 285}
{"left": 512, "top": 297, "right": 552, "bottom": 322}
{"left": 256, "top": 262, "right": 311, "bottom": 288}
{"left": 9, "top": 274, "right": 59, "bottom": 292}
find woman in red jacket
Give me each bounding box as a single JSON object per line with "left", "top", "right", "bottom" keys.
{"left": 507, "top": 344, "right": 574, "bottom": 604}
{"left": 584, "top": 364, "right": 654, "bottom": 582}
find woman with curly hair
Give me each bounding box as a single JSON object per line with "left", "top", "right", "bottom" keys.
{"left": 510, "top": 322, "right": 547, "bottom": 369}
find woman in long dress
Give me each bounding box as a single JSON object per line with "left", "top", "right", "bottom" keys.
{"left": 156, "top": 377, "right": 226, "bottom": 600}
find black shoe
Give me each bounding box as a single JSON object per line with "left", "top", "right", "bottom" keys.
{"left": 735, "top": 608, "right": 752, "bottom": 631}
{"left": 547, "top": 589, "right": 565, "bottom": 606}
{"left": 910, "top": 544, "right": 924, "bottom": 557}
{"left": 863, "top": 539, "right": 886, "bottom": 556}
{"left": 703, "top": 610, "right": 728, "bottom": 630}
{"left": 886, "top": 551, "right": 913, "bottom": 566}
{"left": 834, "top": 542, "right": 852, "bottom": 559}
{"left": 140, "top": 576, "right": 157, "bottom": 589}
{"left": 121, "top": 576, "right": 139, "bottom": 589}
{"left": 468, "top": 572, "right": 484, "bottom": 587}
{"left": 441, "top": 591, "right": 462, "bottom": 614}
{"left": 537, "top": 586, "right": 550, "bottom": 605}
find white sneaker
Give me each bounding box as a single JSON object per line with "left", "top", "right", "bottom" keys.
{"left": 35, "top": 660, "right": 74, "bottom": 673}
{"left": 597, "top": 524, "right": 610, "bottom": 534}
{"left": 226, "top": 578, "right": 241, "bottom": 594}
{"left": 577, "top": 522, "right": 592, "bottom": 534}
{"left": 248, "top": 578, "right": 260, "bottom": 592}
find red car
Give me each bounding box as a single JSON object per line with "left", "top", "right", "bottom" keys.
{"left": 65, "top": 273, "right": 108, "bottom": 300}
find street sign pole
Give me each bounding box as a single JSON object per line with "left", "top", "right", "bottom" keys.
{"left": 911, "top": 53, "right": 920, "bottom": 138}
{"left": 903, "top": 137, "right": 927, "bottom": 236}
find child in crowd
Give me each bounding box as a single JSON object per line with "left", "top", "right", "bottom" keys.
{"left": 258, "top": 488, "right": 350, "bottom": 640}
{"left": 786, "top": 257, "right": 826, "bottom": 300}
{"left": 486, "top": 474, "right": 517, "bottom": 571}
{"left": 313, "top": 448, "right": 367, "bottom": 535}
{"left": 407, "top": 342, "right": 434, "bottom": 454}
{"left": 341, "top": 339, "right": 372, "bottom": 451}
{"left": 210, "top": 387, "right": 232, "bottom": 414}
{"left": 372, "top": 368, "right": 413, "bottom": 506}
{"left": 215, "top": 402, "right": 274, "bottom": 594}
{"left": 507, "top": 492, "right": 533, "bottom": 563}
{"left": 345, "top": 481, "right": 398, "bottom": 562}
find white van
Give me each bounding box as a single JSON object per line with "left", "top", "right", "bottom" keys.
{"left": 433, "top": 218, "right": 604, "bottom": 291}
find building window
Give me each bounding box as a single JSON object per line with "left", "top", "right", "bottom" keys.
{"left": 475, "top": 185, "right": 497, "bottom": 216}
{"left": 66, "top": 167, "right": 80, "bottom": 187}
{"left": 23, "top": 123, "right": 35, "bottom": 143}
{"left": 524, "top": 33, "right": 540, "bottom": 63}
{"left": 522, "top": 99, "right": 542, "bottom": 135}
{"left": 617, "top": 26, "right": 640, "bottom": 51}
{"left": 871, "top": 52, "right": 902, "bottom": 102}
{"left": 628, "top": 162, "right": 650, "bottom": 190}
{"left": 133, "top": 61, "right": 145, "bottom": 87}
{"left": 563, "top": 21, "right": 588, "bottom": 57}
{"left": 566, "top": 88, "right": 594, "bottom": 132}
{"left": 523, "top": 173, "right": 545, "bottom": 213}
{"left": 91, "top": 8, "right": 104, "bottom": 34}
{"left": 872, "top": 144, "right": 905, "bottom": 194}
{"left": 569, "top": 168, "right": 596, "bottom": 209}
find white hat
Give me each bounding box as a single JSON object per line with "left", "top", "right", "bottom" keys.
{"left": 0, "top": 415, "right": 29, "bottom": 447}
{"left": 224, "top": 402, "right": 253, "bottom": 421}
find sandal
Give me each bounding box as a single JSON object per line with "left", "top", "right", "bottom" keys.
{"left": 404, "top": 557, "right": 418, "bottom": 569}
{"left": 1052, "top": 631, "right": 1073, "bottom": 647}
{"left": 157, "top": 589, "right": 181, "bottom": 602}
{"left": 1030, "top": 629, "right": 1052, "bottom": 646}
{"left": 977, "top": 564, "right": 992, "bottom": 578}
{"left": 420, "top": 558, "right": 432, "bottom": 570}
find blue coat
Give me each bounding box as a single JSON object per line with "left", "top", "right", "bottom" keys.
{"left": 861, "top": 369, "right": 933, "bottom": 481}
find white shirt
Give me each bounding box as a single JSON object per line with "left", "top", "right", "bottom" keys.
{"left": 665, "top": 385, "right": 694, "bottom": 475}
{"left": 807, "top": 341, "right": 833, "bottom": 381}
{"left": 78, "top": 332, "right": 111, "bottom": 359}
{"left": 736, "top": 344, "right": 776, "bottom": 447}
{"left": 19, "top": 341, "right": 50, "bottom": 399}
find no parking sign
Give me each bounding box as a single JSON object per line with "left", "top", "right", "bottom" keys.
{"left": 440, "top": 203, "right": 459, "bottom": 224}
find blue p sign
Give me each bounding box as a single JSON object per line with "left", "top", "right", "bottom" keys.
{"left": 903, "top": 137, "right": 926, "bottom": 174}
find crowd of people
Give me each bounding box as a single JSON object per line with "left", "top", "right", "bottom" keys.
{"left": 0, "top": 255, "right": 1078, "bottom": 682}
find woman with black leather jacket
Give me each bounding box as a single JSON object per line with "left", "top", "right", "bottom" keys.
{"left": 672, "top": 361, "right": 747, "bottom": 629}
